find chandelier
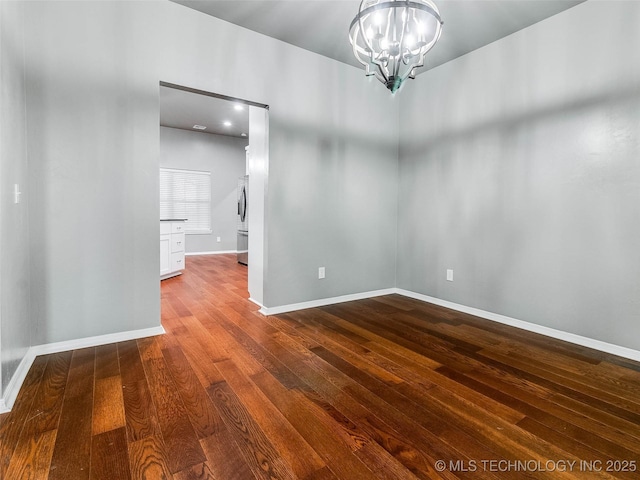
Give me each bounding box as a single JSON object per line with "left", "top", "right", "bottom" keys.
{"left": 349, "top": 0, "right": 443, "bottom": 93}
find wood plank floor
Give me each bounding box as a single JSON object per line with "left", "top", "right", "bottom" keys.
{"left": 1, "top": 254, "right": 639, "bottom": 479}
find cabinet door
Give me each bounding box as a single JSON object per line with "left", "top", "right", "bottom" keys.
{"left": 160, "top": 235, "right": 171, "bottom": 275}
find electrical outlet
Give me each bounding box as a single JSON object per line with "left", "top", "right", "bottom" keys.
{"left": 318, "top": 267, "right": 325, "bottom": 279}
{"left": 446, "top": 269, "right": 454, "bottom": 282}
{"left": 216, "top": 236, "right": 221, "bottom": 243}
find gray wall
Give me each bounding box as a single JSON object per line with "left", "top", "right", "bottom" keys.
{"left": 159, "top": 126, "right": 247, "bottom": 254}
{"left": 20, "top": 0, "right": 398, "bottom": 345}
{"left": 0, "top": 1, "right": 31, "bottom": 394}
{"left": 25, "top": 1, "right": 162, "bottom": 344}
{"left": 398, "top": 1, "right": 640, "bottom": 350}
{"left": 265, "top": 118, "right": 398, "bottom": 306}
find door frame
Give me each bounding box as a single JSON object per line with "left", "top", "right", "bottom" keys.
{"left": 158, "top": 81, "right": 270, "bottom": 306}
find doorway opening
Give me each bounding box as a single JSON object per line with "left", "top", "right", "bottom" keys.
{"left": 158, "top": 81, "right": 269, "bottom": 306}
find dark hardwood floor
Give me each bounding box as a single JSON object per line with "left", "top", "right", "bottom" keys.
{"left": 1, "top": 254, "right": 639, "bottom": 479}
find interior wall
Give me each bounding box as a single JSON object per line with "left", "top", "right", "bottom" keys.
{"left": 0, "top": 1, "right": 31, "bottom": 394}
{"left": 159, "top": 126, "right": 247, "bottom": 254}
{"left": 21, "top": 0, "right": 399, "bottom": 345}
{"left": 24, "top": 1, "right": 162, "bottom": 344}
{"left": 398, "top": 1, "right": 640, "bottom": 350}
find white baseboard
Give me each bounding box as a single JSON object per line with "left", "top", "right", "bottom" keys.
{"left": 185, "top": 250, "right": 237, "bottom": 256}
{"left": 0, "top": 350, "right": 34, "bottom": 414}
{"left": 394, "top": 288, "right": 640, "bottom": 363}
{"left": 259, "top": 288, "right": 397, "bottom": 316}
{"left": 0, "top": 325, "right": 165, "bottom": 413}
{"left": 255, "top": 286, "right": 640, "bottom": 362}
{"left": 160, "top": 271, "right": 182, "bottom": 281}
{"left": 248, "top": 297, "right": 264, "bottom": 308}
{"left": 30, "top": 326, "right": 166, "bottom": 357}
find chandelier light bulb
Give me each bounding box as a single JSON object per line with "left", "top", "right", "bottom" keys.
{"left": 348, "top": 0, "right": 443, "bottom": 93}
{"left": 404, "top": 34, "right": 416, "bottom": 48}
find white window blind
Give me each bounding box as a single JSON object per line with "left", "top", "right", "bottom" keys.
{"left": 160, "top": 168, "right": 211, "bottom": 234}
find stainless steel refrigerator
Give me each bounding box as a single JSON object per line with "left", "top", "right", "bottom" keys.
{"left": 237, "top": 175, "right": 248, "bottom": 265}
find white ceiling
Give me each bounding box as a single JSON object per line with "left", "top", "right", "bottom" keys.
{"left": 171, "top": 0, "right": 585, "bottom": 72}
{"left": 160, "top": 85, "right": 250, "bottom": 138}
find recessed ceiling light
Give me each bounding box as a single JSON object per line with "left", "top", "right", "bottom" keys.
{"left": 223, "top": 121, "right": 232, "bottom": 127}
{"left": 193, "top": 125, "right": 207, "bottom": 130}
{"left": 234, "top": 104, "right": 244, "bottom": 111}
{"left": 241, "top": 133, "right": 247, "bottom": 137}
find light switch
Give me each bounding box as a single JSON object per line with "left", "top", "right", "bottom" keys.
{"left": 14, "top": 184, "right": 22, "bottom": 204}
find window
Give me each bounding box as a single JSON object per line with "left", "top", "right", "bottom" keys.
{"left": 160, "top": 168, "right": 211, "bottom": 234}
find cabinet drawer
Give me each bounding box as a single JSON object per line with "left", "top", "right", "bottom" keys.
{"left": 171, "top": 233, "right": 185, "bottom": 253}
{"left": 171, "top": 222, "right": 185, "bottom": 234}
{"left": 171, "top": 252, "right": 185, "bottom": 272}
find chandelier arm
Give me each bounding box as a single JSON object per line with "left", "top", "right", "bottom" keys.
{"left": 369, "top": 22, "right": 391, "bottom": 78}
{"left": 372, "top": 47, "right": 390, "bottom": 83}
{"left": 373, "top": 56, "right": 389, "bottom": 79}
{"left": 376, "top": 62, "right": 390, "bottom": 83}
{"left": 373, "top": 7, "right": 392, "bottom": 77}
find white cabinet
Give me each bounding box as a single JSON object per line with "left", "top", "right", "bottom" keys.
{"left": 160, "top": 235, "right": 171, "bottom": 275}
{"left": 160, "top": 220, "right": 186, "bottom": 279}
